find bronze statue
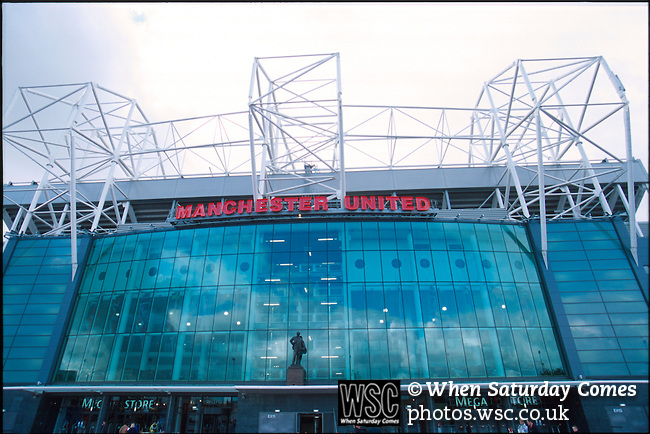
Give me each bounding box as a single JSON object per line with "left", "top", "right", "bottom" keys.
{"left": 290, "top": 331, "right": 307, "bottom": 365}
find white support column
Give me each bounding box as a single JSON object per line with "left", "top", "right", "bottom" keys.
{"left": 536, "top": 107, "right": 548, "bottom": 267}
{"left": 18, "top": 171, "right": 49, "bottom": 235}
{"left": 483, "top": 84, "right": 530, "bottom": 218}
{"left": 336, "top": 53, "right": 346, "bottom": 200}
{"left": 70, "top": 133, "right": 78, "bottom": 278}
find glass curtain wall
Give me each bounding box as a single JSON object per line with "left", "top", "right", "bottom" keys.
{"left": 55, "top": 220, "right": 564, "bottom": 383}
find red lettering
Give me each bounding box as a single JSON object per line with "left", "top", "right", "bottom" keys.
{"left": 285, "top": 197, "right": 299, "bottom": 211}
{"left": 175, "top": 205, "right": 193, "bottom": 219}
{"left": 192, "top": 203, "right": 206, "bottom": 218}
{"left": 385, "top": 196, "right": 399, "bottom": 210}
{"left": 378, "top": 196, "right": 385, "bottom": 210}
{"left": 207, "top": 202, "right": 222, "bottom": 216}
{"left": 416, "top": 197, "right": 430, "bottom": 211}
{"left": 360, "top": 196, "right": 376, "bottom": 210}
{"left": 314, "top": 196, "right": 328, "bottom": 211}
{"left": 298, "top": 197, "right": 311, "bottom": 211}
{"left": 344, "top": 196, "right": 359, "bottom": 210}
{"left": 402, "top": 196, "right": 414, "bottom": 211}
{"left": 238, "top": 199, "right": 253, "bottom": 214}
{"left": 223, "top": 200, "right": 237, "bottom": 215}
{"left": 269, "top": 197, "right": 283, "bottom": 212}
{"left": 255, "top": 199, "right": 268, "bottom": 212}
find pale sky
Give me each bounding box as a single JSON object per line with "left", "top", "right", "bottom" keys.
{"left": 2, "top": 2, "right": 648, "bottom": 218}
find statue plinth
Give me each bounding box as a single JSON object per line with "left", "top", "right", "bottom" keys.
{"left": 286, "top": 364, "right": 306, "bottom": 385}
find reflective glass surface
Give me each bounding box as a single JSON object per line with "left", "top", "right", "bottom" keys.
{"left": 547, "top": 220, "right": 648, "bottom": 377}
{"left": 54, "top": 221, "right": 564, "bottom": 382}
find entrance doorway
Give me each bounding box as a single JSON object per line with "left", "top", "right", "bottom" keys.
{"left": 298, "top": 413, "right": 323, "bottom": 434}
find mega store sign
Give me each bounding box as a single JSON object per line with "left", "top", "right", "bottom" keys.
{"left": 173, "top": 195, "right": 432, "bottom": 221}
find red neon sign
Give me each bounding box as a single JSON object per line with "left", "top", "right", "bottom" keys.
{"left": 175, "top": 195, "right": 431, "bottom": 220}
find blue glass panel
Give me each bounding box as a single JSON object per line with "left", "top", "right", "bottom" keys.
{"left": 419, "top": 284, "right": 441, "bottom": 327}
{"left": 122, "top": 334, "right": 144, "bottom": 380}
{"left": 465, "top": 251, "right": 485, "bottom": 282}
{"left": 155, "top": 333, "right": 178, "bottom": 380}
{"left": 431, "top": 251, "right": 452, "bottom": 281}
{"left": 411, "top": 222, "right": 431, "bottom": 250}
{"left": 455, "top": 285, "right": 477, "bottom": 327}
{"left": 593, "top": 269, "right": 636, "bottom": 281}
{"left": 161, "top": 231, "right": 179, "bottom": 258}
{"left": 180, "top": 289, "right": 201, "bottom": 331}
{"left": 508, "top": 253, "right": 528, "bottom": 282}
{"left": 238, "top": 225, "right": 257, "bottom": 253}
{"left": 269, "top": 285, "right": 289, "bottom": 330}
{"left": 368, "top": 328, "right": 389, "bottom": 379}
{"left": 208, "top": 332, "right": 228, "bottom": 381}
{"left": 362, "top": 221, "right": 380, "bottom": 250}
{"left": 502, "top": 284, "right": 524, "bottom": 326}
{"left": 138, "top": 333, "right": 161, "bottom": 381}
{"left": 346, "top": 251, "right": 365, "bottom": 282}
{"left": 363, "top": 250, "right": 383, "bottom": 282}
{"left": 190, "top": 228, "right": 210, "bottom": 256}
{"left": 189, "top": 332, "right": 211, "bottom": 380}
{"left": 348, "top": 284, "right": 367, "bottom": 328}
{"left": 217, "top": 255, "right": 237, "bottom": 286}
{"left": 548, "top": 250, "right": 588, "bottom": 261}
{"left": 449, "top": 251, "right": 469, "bottom": 282}
{"left": 121, "top": 236, "right": 136, "bottom": 262}
{"left": 567, "top": 314, "right": 611, "bottom": 327}
{"left": 146, "top": 233, "right": 163, "bottom": 260}
{"left": 609, "top": 313, "right": 648, "bottom": 325}
{"left": 366, "top": 285, "right": 386, "bottom": 329}
{"left": 306, "top": 329, "right": 326, "bottom": 380}
{"left": 605, "top": 302, "right": 648, "bottom": 314}
{"left": 479, "top": 328, "right": 505, "bottom": 377}
{"left": 197, "top": 288, "right": 217, "bottom": 331}
{"left": 488, "top": 225, "right": 507, "bottom": 251}
{"left": 424, "top": 328, "right": 448, "bottom": 377}
{"left": 387, "top": 328, "right": 409, "bottom": 378}
{"left": 235, "top": 254, "right": 254, "bottom": 285}
{"left": 401, "top": 284, "right": 423, "bottom": 328}
{"left": 397, "top": 249, "right": 417, "bottom": 281}
{"left": 350, "top": 329, "right": 370, "bottom": 380}
{"left": 623, "top": 350, "right": 649, "bottom": 363}
{"left": 226, "top": 332, "right": 246, "bottom": 381}
{"left": 512, "top": 329, "right": 536, "bottom": 376}
{"left": 308, "top": 223, "right": 327, "bottom": 252}
{"left": 414, "top": 250, "right": 434, "bottom": 281}
{"left": 564, "top": 303, "right": 606, "bottom": 314}
{"left": 384, "top": 284, "right": 405, "bottom": 328}
{"left": 380, "top": 250, "right": 400, "bottom": 282}
{"left": 444, "top": 328, "right": 468, "bottom": 378}
{"left": 471, "top": 285, "right": 494, "bottom": 327}
{"left": 574, "top": 338, "right": 620, "bottom": 350}
{"left": 559, "top": 291, "right": 602, "bottom": 304}
{"left": 346, "top": 222, "right": 363, "bottom": 250}
{"left": 222, "top": 226, "right": 241, "bottom": 254}
{"left": 582, "top": 363, "right": 629, "bottom": 376}
{"left": 250, "top": 285, "right": 270, "bottom": 330}
{"left": 438, "top": 284, "right": 459, "bottom": 328}
{"left": 173, "top": 332, "right": 194, "bottom": 380}
{"left": 377, "top": 222, "right": 397, "bottom": 250}
{"left": 462, "top": 328, "right": 486, "bottom": 377}
{"left": 493, "top": 252, "right": 514, "bottom": 281}
{"left": 597, "top": 279, "right": 641, "bottom": 291}
{"left": 328, "top": 283, "right": 347, "bottom": 329}
{"left": 579, "top": 350, "right": 625, "bottom": 364}
{"left": 176, "top": 230, "right": 193, "bottom": 257}
{"left": 442, "top": 222, "right": 462, "bottom": 250}
{"left": 496, "top": 328, "right": 521, "bottom": 377}
{"left": 585, "top": 249, "right": 626, "bottom": 260}
{"left": 394, "top": 222, "right": 412, "bottom": 250}
{"left": 613, "top": 325, "right": 649, "bottom": 337}
{"left": 147, "top": 292, "right": 169, "bottom": 333}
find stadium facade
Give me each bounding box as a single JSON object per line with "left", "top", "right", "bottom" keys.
{"left": 3, "top": 54, "right": 648, "bottom": 433}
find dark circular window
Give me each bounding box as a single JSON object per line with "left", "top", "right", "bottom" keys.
{"left": 239, "top": 262, "right": 250, "bottom": 272}
{"left": 454, "top": 259, "right": 466, "bottom": 269}
{"left": 206, "top": 264, "right": 215, "bottom": 273}
{"left": 482, "top": 259, "right": 492, "bottom": 269}
{"left": 515, "top": 260, "right": 524, "bottom": 270}
{"left": 180, "top": 265, "right": 188, "bottom": 274}
{"left": 420, "top": 258, "right": 431, "bottom": 268}
{"left": 98, "top": 271, "right": 106, "bottom": 281}
{"left": 354, "top": 259, "right": 365, "bottom": 269}
{"left": 391, "top": 259, "right": 402, "bottom": 269}
{"left": 148, "top": 267, "right": 157, "bottom": 277}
